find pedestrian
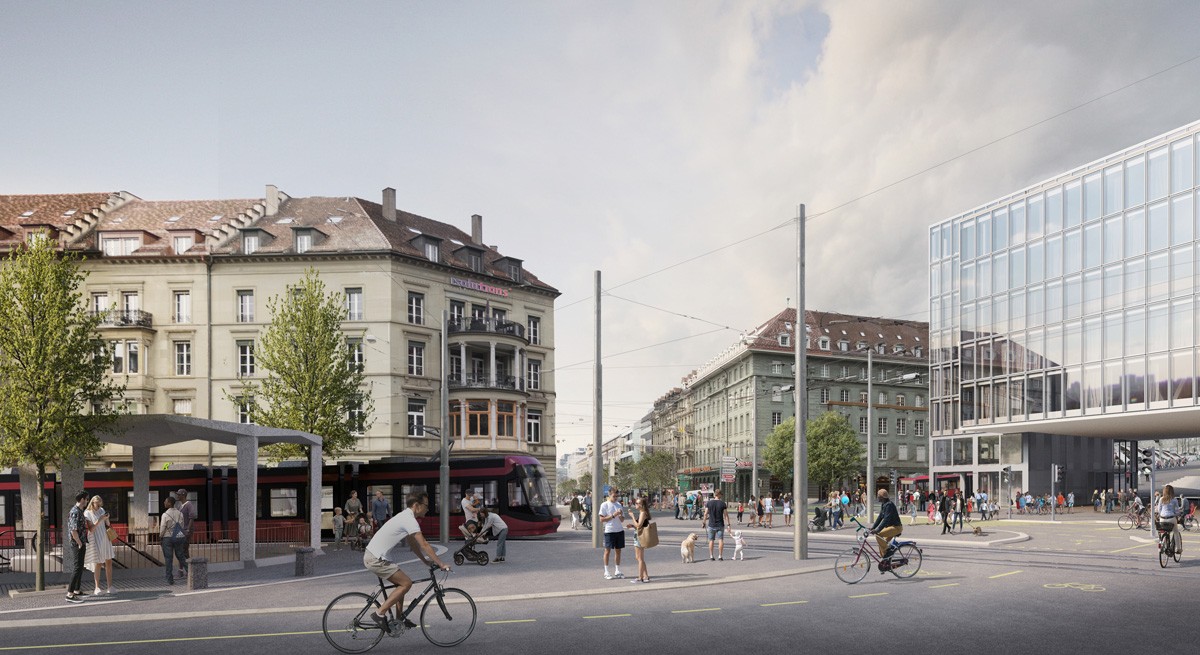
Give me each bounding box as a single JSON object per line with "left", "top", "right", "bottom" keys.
{"left": 460, "top": 489, "right": 481, "bottom": 529}
{"left": 344, "top": 490, "right": 363, "bottom": 542}
{"left": 160, "top": 496, "right": 188, "bottom": 585}
{"left": 1092, "top": 489, "right": 1100, "bottom": 512}
{"left": 737, "top": 499, "right": 745, "bottom": 524}
{"left": 333, "top": 507, "right": 346, "bottom": 550}
{"left": 703, "top": 488, "right": 730, "bottom": 560}
{"left": 84, "top": 495, "right": 115, "bottom": 595}
{"left": 1067, "top": 491, "right": 1075, "bottom": 514}
{"left": 475, "top": 508, "right": 509, "bottom": 562}
{"left": 763, "top": 493, "right": 774, "bottom": 528}
{"left": 582, "top": 491, "right": 593, "bottom": 529}
{"left": 626, "top": 496, "right": 652, "bottom": 583}
{"left": 952, "top": 491, "right": 964, "bottom": 532}
{"left": 782, "top": 494, "right": 792, "bottom": 527}
{"left": 174, "top": 488, "right": 195, "bottom": 579}
{"left": 755, "top": 495, "right": 765, "bottom": 527}
{"left": 65, "top": 491, "right": 90, "bottom": 603}
{"left": 939, "top": 491, "right": 952, "bottom": 535}
{"left": 371, "top": 489, "right": 392, "bottom": 530}
{"left": 569, "top": 494, "right": 582, "bottom": 529}
{"left": 599, "top": 488, "right": 626, "bottom": 579}
{"left": 1106, "top": 488, "right": 1115, "bottom": 514}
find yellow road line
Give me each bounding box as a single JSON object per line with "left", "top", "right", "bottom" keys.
{"left": 0, "top": 630, "right": 325, "bottom": 651}
{"left": 671, "top": 608, "right": 721, "bottom": 614}
{"left": 583, "top": 613, "right": 632, "bottom": 619}
{"left": 848, "top": 592, "right": 889, "bottom": 599}
{"left": 929, "top": 583, "right": 959, "bottom": 589}
{"left": 989, "top": 570, "right": 1023, "bottom": 579}
{"left": 760, "top": 601, "right": 809, "bottom": 607}
{"left": 1109, "top": 542, "right": 1157, "bottom": 554}
{"left": 485, "top": 619, "right": 537, "bottom": 624}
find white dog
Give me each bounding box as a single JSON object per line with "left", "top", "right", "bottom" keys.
{"left": 731, "top": 530, "right": 747, "bottom": 560}
{"left": 680, "top": 533, "right": 698, "bottom": 563}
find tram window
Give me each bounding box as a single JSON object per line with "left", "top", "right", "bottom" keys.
{"left": 366, "top": 485, "right": 393, "bottom": 506}
{"left": 507, "top": 480, "right": 526, "bottom": 508}
{"left": 127, "top": 491, "right": 158, "bottom": 517}
{"left": 400, "top": 484, "right": 428, "bottom": 506}
{"left": 269, "top": 488, "right": 298, "bottom": 518}
{"left": 0, "top": 496, "right": 6, "bottom": 524}
{"left": 94, "top": 491, "right": 122, "bottom": 522}
{"left": 480, "top": 481, "right": 498, "bottom": 509}
{"left": 321, "top": 487, "right": 334, "bottom": 510}
{"left": 520, "top": 465, "right": 552, "bottom": 507}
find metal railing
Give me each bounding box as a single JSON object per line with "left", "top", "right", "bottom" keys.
{"left": 90, "top": 309, "right": 154, "bottom": 328}
{"left": 447, "top": 373, "right": 522, "bottom": 391}
{"left": 447, "top": 316, "right": 526, "bottom": 340}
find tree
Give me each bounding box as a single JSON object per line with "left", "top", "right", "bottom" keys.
{"left": 231, "top": 269, "right": 373, "bottom": 462}
{"left": 0, "top": 238, "right": 125, "bottom": 590}
{"left": 633, "top": 450, "right": 676, "bottom": 494}
{"left": 762, "top": 413, "right": 864, "bottom": 493}
{"left": 578, "top": 472, "right": 593, "bottom": 496}
{"left": 612, "top": 459, "right": 635, "bottom": 494}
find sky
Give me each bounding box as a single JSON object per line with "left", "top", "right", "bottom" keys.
{"left": 4, "top": 1, "right": 1200, "bottom": 453}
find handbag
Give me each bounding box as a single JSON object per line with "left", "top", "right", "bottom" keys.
{"left": 637, "top": 521, "right": 659, "bottom": 549}
{"left": 106, "top": 526, "right": 118, "bottom": 542}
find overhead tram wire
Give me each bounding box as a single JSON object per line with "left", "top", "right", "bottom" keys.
{"left": 550, "top": 50, "right": 1200, "bottom": 311}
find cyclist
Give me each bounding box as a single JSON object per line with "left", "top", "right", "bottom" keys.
{"left": 1156, "top": 484, "right": 1183, "bottom": 556}
{"left": 868, "top": 488, "right": 903, "bottom": 571}
{"left": 1131, "top": 492, "right": 1147, "bottom": 524}
{"left": 362, "top": 492, "right": 450, "bottom": 632}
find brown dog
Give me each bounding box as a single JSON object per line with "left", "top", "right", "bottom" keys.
{"left": 680, "top": 533, "right": 698, "bottom": 563}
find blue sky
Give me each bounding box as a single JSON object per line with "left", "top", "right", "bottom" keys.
{"left": 4, "top": 1, "right": 1200, "bottom": 449}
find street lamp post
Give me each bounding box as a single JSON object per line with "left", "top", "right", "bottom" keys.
{"left": 865, "top": 346, "right": 874, "bottom": 523}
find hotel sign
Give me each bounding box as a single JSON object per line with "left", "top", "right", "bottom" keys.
{"left": 449, "top": 277, "right": 509, "bottom": 297}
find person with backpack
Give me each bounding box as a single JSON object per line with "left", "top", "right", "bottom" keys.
{"left": 160, "top": 496, "right": 188, "bottom": 585}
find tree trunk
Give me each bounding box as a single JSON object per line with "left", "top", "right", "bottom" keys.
{"left": 35, "top": 463, "right": 45, "bottom": 592}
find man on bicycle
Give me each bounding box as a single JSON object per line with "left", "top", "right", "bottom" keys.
{"left": 869, "top": 489, "right": 903, "bottom": 571}
{"left": 363, "top": 492, "right": 450, "bottom": 631}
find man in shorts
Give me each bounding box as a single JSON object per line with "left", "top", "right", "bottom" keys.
{"left": 599, "top": 488, "right": 625, "bottom": 579}
{"left": 703, "top": 488, "right": 731, "bottom": 561}
{"left": 362, "top": 492, "right": 450, "bottom": 632}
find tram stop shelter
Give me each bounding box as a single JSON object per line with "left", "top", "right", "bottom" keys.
{"left": 97, "top": 414, "right": 323, "bottom": 563}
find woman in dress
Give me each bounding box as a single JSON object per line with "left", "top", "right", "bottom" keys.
{"left": 626, "top": 496, "right": 652, "bottom": 583}
{"left": 84, "top": 495, "right": 115, "bottom": 595}
{"left": 782, "top": 494, "right": 792, "bottom": 527}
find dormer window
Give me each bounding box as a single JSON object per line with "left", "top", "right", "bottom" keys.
{"left": 173, "top": 235, "right": 194, "bottom": 254}
{"left": 779, "top": 333, "right": 790, "bottom": 347}
{"left": 243, "top": 232, "right": 260, "bottom": 254}
{"left": 295, "top": 229, "right": 313, "bottom": 254}
{"left": 893, "top": 344, "right": 905, "bottom": 354}
{"left": 818, "top": 337, "right": 831, "bottom": 350}
{"left": 838, "top": 340, "right": 849, "bottom": 351}
{"left": 101, "top": 234, "right": 141, "bottom": 256}
{"left": 425, "top": 242, "right": 439, "bottom": 262}
{"left": 26, "top": 229, "right": 50, "bottom": 245}
{"left": 466, "top": 251, "right": 482, "bottom": 272}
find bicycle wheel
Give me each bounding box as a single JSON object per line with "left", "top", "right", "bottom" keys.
{"left": 323, "top": 592, "right": 384, "bottom": 654}
{"left": 420, "top": 588, "right": 477, "bottom": 647}
{"left": 1159, "top": 539, "right": 1170, "bottom": 568}
{"left": 834, "top": 547, "right": 870, "bottom": 584}
{"left": 890, "top": 544, "right": 923, "bottom": 579}
{"left": 1184, "top": 516, "right": 1196, "bottom": 531}
{"left": 1173, "top": 535, "right": 1181, "bottom": 563}
{"left": 1117, "top": 515, "right": 1133, "bottom": 530}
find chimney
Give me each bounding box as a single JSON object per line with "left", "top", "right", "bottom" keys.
{"left": 382, "top": 187, "right": 396, "bottom": 222}
{"left": 471, "top": 214, "right": 483, "bottom": 245}
{"left": 265, "top": 184, "right": 280, "bottom": 216}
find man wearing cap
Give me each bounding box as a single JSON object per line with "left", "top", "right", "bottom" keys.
{"left": 175, "top": 489, "right": 195, "bottom": 578}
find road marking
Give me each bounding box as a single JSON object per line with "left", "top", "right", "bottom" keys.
{"left": 485, "top": 619, "right": 537, "bottom": 624}
{"left": 671, "top": 608, "right": 721, "bottom": 614}
{"left": 848, "top": 593, "right": 888, "bottom": 599}
{"left": 583, "top": 613, "right": 632, "bottom": 619}
{"left": 929, "top": 583, "right": 959, "bottom": 589}
{"left": 988, "top": 570, "right": 1022, "bottom": 579}
{"left": 1044, "top": 582, "right": 1105, "bottom": 593}
{"left": 760, "top": 601, "right": 808, "bottom": 607}
{"left": 1109, "top": 542, "right": 1156, "bottom": 554}
{"left": 0, "top": 630, "right": 325, "bottom": 651}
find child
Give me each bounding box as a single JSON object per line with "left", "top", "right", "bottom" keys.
{"left": 732, "top": 530, "right": 747, "bottom": 560}
{"left": 332, "top": 507, "right": 345, "bottom": 550}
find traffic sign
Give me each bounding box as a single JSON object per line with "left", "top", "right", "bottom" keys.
{"left": 721, "top": 473, "right": 734, "bottom": 483}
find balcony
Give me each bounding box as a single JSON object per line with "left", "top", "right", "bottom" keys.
{"left": 92, "top": 309, "right": 154, "bottom": 329}
{"left": 447, "top": 316, "right": 526, "bottom": 340}
{"left": 447, "top": 373, "right": 524, "bottom": 393}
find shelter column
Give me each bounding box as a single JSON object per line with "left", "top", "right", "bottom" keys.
{"left": 237, "top": 436, "right": 259, "bottom": 562}
{"left": 309, "top": 442, "right": 323, "bottom": 550}
{"left": 132, "top": 446, "right": 151, "bottom": 534}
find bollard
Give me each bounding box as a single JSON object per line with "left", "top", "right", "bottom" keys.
{"left": 188, "top": 557, "right": 209, "bottom": 590}
{"left": 295, "top": 547, "right": 315, "bottom": 577}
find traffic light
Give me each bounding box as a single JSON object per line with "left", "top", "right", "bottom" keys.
{"left": 1054, "top": 464, "right": 1065, "bottom": 484}
{"left": 1139, "top": 448, "right": 1155, "bottom": 477}
{"left": 1001, "top": 466, "right": 1011, "bottom": 484}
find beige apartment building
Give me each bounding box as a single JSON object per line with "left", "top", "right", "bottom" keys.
{"left": 0, "top": 187, "right": 559, "bottom": 478}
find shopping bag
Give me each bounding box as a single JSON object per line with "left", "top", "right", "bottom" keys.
{"left": 638, "top": 522, "right": 660, "bottom": 548}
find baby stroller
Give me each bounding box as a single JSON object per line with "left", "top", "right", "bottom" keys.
{"left": 453, "top": 520, "right": 490, "bottom": 566}
{"left": 808, "top": 507, "right": 829, "bottom": 532}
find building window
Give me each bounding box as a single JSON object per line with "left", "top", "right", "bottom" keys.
{"left": 101, "top": 235, "right": 140, "bottom": 256}
{"left": 877, "top": 443, "right": 888, "bottom": 460}
{"left": 915, "top": 395, "right": 925, "bottom": 407}
{"left": 818, "top": 337, "right": 830, "bottom": 350}
{"left": 896, "top": 394, "right": 906, "bottom": 406}
{"left": 425, "top": 241, "right": 439, "bottom": 262}
{"left": 91, "top": 292, "right": 109, "bottom": 315}
{"left": 914, "top": 419, "right": 925, "bottom": 437}
{"left": 449, "top": 300, "right": 465, "bottom": 324}
{"left": 110, "top": 340, "right": 138, "bottom": 373}
{"left": 174, "top": 341, "right": 192, "bottom": 376}
{"left": 897, "top": 418, "right": 907, "bottom": 435}
{"left": 916, "top": 445, "right": 927, "bottom": 462}
{"left": 771, "top": 411, "right": 783, "bottom": 427}
{"left": 468, "top": 400, "right": 489, "bottom": 436}
{"left": 348, "top": 399, "right": 365, "bottom": 436}
{"left": 407, "top": 399, "right": 426, "bottom": 436}
{"left": 779, "top": 333, "right": 790, "bottom": 347}
{"left": 345, "top": 288, "right": 363, "bottom": 321}
{"left": 526, "top": 409, "right": 542, "bottom": 443}
{"left": 497, "top": 401, "right": 515, "bottom": 437}
{"left": 860, "top": 391, "right": 868, "bottom": 403}
{"left": 878, "top": 392, "right": 887, "bottom": 404}
{"left": 236, "top": 290, "right": 254, "bottom": 322}
{"left": 173, "top": 291, "right": 191, "bottom": 323}
{"left": 839, "top": 389, "right": 850, "bottom": 402}
{"left": 859, "top": 417, "right": 869, "bottom": 434}
{"left": 838, "top": 340, "right": 849, "bottom": 351}
{"left": 528, "top": 316, "right": 541, "bottom": 345}
{"left": 347, "top": 338, "right": 364, "bottom": 372}
{"left": 527, "top": 359, "right": 541, "bottom": 390}
{"left": 242, "top": 233, "right": 259, "bottom": 254}
{"left": 466, "top": 251, "right": 482, "bottom": 272}
{"left": 237, "top": 340, "right": 255, "bottom": 376}
{"left": 898, "top": 444, "right": 908, "bottom": 461}
{"left": 295, "top": 230, "right": 313, "bottom": 253}
{"left": 407, "top": 341, "right": 425, "bottom": 376}
{"left": 173, "top": 398, "right": 193, "bottom": 416}
{"left": 237, "top": 395, "right": 254, "bottom": 424}
{"left": 820, "top": 388, "right": 830, "bottom": 403}
{"left": 122, "top": 291, "right": 139, "bottom": 314}
{"left": 820, "top": 364, "right": 830, "bottom": 377}
{"left": 173, "top": 235, "right": 194, "bottom": 254}
{"left": 771, "top": 362, "right": 782, "bottom": 374}
{"left": 878, "top": 417, "right": 888, "bottom": 435}
{"left": 407, "top": 292, "right": 424, "bottom": 324}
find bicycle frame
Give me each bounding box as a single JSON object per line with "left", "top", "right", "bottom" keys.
{"left": 372, "top": 568, "right": 451, "bottom": 624}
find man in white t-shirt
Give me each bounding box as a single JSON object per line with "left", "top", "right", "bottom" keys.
{"left": 598, "top": 489, "right": 625, "bottom": 580}
{"left": 363, "top": 493, "right": 450, "bottom": 632}
{"left": 460, "top": 489, "right": 481, "bottom": 528}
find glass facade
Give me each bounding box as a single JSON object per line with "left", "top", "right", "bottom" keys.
{"left": 930, "top": 122, "right": 1200, "bottom": 439}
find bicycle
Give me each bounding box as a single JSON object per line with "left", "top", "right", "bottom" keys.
{"left": 1180, "top": 503, "right": 1197, "bottom": 532}
{"left": 323, "top": 564, "right": 477, "bottom": 652}
{"left": 834, "top": 517, "right": 923, "bottom": 584}
{"left": 1117, "top": 509, "right": 1148, "bottom": 531}
{"left": 1156, "top": 520, "right": 1181, "bottom": 569}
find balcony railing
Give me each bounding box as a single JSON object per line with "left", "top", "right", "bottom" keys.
{"left": 447, "top": 316, "right": 526, "bottom": 340}
{"left": 448, "top": 373, "right": 523, "bottom": 392}
{"left": 91, "top": 309, "right": 154, "bottom": 328}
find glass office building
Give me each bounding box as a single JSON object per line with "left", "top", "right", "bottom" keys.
{"left": 928, "top": 120, "right": 1200, "bottom": 497}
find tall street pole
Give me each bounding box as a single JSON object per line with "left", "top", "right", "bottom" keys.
{"left": 593, "top": 270, "right": 603, "bottom": 549}
{"left": 440, "top": 310, "right": 450, "bottom": 545}
{"left": 866, "top": 346, "right": 874, "bottom": 524}
{"left": 794, "top": 204, "right": 808, "bottom": 560}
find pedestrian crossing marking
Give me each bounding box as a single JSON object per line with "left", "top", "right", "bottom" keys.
{"left": 988, "top": 570, "right": 1022, "bottom": 579}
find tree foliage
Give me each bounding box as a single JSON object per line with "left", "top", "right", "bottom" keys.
{"left": 762, "top": 412, "right": 864, "bottom": 492}
{"left": 0, "top": 238, "right": 125, "bottom": 589}
{"left": 612, "top": 459, "right": 635, "bottom": 493}
{"left": 231, "top": 269, "right": 373, "bottom": 461}
{"left": 633, "top": 449, "right": 676, "bottom": 493}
